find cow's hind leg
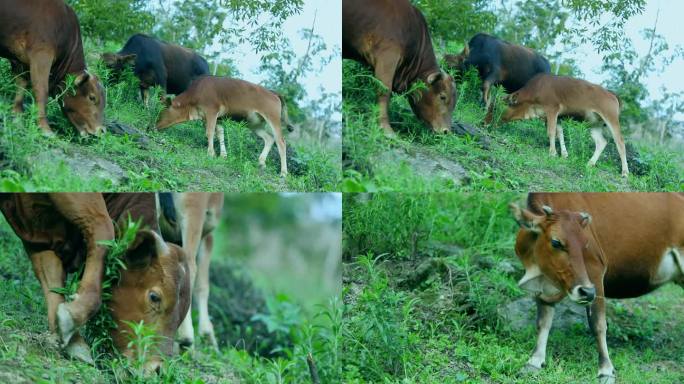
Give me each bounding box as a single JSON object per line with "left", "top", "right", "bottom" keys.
{"left": 522, "top": 298, "right": 555, "bottom": 374}
{"left": 588, "top": 128, "right": 608, "bottom": 168}
{"left": 196, "top": 234, "right": 218, "bottom": 351}
{"left": 263, "top": 113, "right": 287, "bottom": 177}
{"left": 599, "top": 112, "right": 629, "bottom": 177}
{"left": 482, "top": 70, "right": 499, "bottom": 111}
{"left": 11, "top": 61, "right": 29, "bottom": 114}
{"left": 30, "top": 250, "right": 93, "bottom": 363}
{"left": 216, "top": 122, "right": 227, "bottom": 158}
{"left": 28, "top": 50, "right": 55, "bottom": 136}
{"left": 589, "top": 296, "right": 615, "bottom": 384}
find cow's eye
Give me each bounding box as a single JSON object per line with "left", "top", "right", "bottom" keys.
{"left": 551, "top": 239, "right": 563, "bottom": 250}
{"left": 149, "top": 291, "right": 162, "bottom": 304}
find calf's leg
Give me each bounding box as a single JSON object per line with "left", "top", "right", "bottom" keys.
{"left": 588, "top": 128, "right": 608, "bottom": 167}
{"left": 544, "top": 108, "right": 560, "bottom": 156}
{"left": 253, "top": 126, "right": 275, "bottom": 169}
{"left": 30, "top": 250, "right": 93, "bottom": 363}
{"left": 556, "top": 123, "right": 568, "bottom": 158}
{"left": 522, "top": 298, "right": 555, "bottom": 373}
{"left": 12, "top": 75, "right": 28, "bottom": 114}
{"left": 216, "top": 123, "right": 227, "bottom": 158}
{"left": 204, "top": 111, "right": 219, "bottom": 157}
{"left": 599, "top": 112, "right": 629, "bottom": 177}
{"left": 264, "top": 114, "right": 288, "bottom": 177}
{"left": 482, "top": 71, "right": 499, "bottom": 111}
{"left": 196, "top": 234, "right": 218, "bottom": 351}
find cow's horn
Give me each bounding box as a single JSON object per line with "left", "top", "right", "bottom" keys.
{"left": 541, "top": 205, "right": 554, "bottom": 216}
{"left": 579, "top": 212, "right": 592, "bottom": 227}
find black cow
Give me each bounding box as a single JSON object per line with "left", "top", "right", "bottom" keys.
{"left": 444, "top": 33, "right": 550, "bottom": 109}
{"left": 102, "top": 34, "right": 210, "bottom": 105}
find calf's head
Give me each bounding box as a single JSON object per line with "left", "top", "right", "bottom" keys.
{"left": 108, "top": 229, "right": 190, "bottom": 373}
{"left": 101, "top": 53, "right": 137, "bottom": 81}
{"left": 443, "top": 44, "right": 469, "bottom": 73}
{"left": 62, "top": 72, "right": 106, "bottom": 136}
{"left": 156, "top": 98, "right": 192, "bottom": 130}
{"left": 410, "top": 71, "right": 456, "bottom": 134}
{"left": 510, "top": 203, "right": 596, "bottom": 305}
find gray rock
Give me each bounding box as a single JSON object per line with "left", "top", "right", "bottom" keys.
{"left": 374, "top": 145, "right": 467, "bottom": 186}
{"left": 31, "top": 149, "right": 127, "bottom": 186}
{"left": 500, "top": 297, "right": 588, "bottom": 331}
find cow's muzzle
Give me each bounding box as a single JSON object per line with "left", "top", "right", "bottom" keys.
{"left": 570, "top": 285, "right": 596, "bottom": 305}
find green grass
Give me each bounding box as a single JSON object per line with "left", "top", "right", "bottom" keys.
{"left": 342, "top": 60, "right": 684, "bottom": 192}
{"left": 342, "top": 193, "right": 684, "bottom": 383}
{"left": 0, "top": 54, "right": 340, "bottom": 192}
{"left": 0, "top": 209, "right": 341, "bottom": 383}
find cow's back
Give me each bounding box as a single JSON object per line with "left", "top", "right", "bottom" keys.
{"left": 529, "top": 193, "right": 684, "bottom": 297}
{"left": 160, "top": 44, "right": 210, "bottom": 94}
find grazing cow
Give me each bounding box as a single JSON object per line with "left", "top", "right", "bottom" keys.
{"left": 343, "top": 0, "right": 456, "bottom": 135}
{"left": 444, "top": 33, "right": 550, "bottom": 109}
{"left": 494, "top": 74, "right": 629, "bottom": 177}
{"left": 102, "top": 34, "right": 210, "bottom": 105}
{"left": 510, "top": 192, "right": 684, "bottom": 384}
{"left": 0, "top": 193, "right": 190, "bottom": 373}
{"left": 0, "top": 0, "right": 106, "bottom": 136}
{"left": 156, "top": 76, "right": 293, "bottom": 176}
{"left": 157, "top": 192, "right": 224, "bottom": 351}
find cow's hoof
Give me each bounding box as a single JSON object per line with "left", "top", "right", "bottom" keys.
{"left": 57, "top": 303, "right": 76, "bottom": 347}
{"left": 178, "top": 337, "right": 194, "bottom": 351}
{"left": 280, "top": 172, "right": 288, "bottom": 178}
{"left": 519, "top": 364, "right": 541, "bottom": 376}
{"left": 621, "top": 171, "right": 629, "bottom": 178}
{"left": 598, "top": 374, "right": 616, "bottom": 384}
{"left": 41, "top": 128, "right": 56, "bottom": 137}
{"left": 561, "top": 152, "right": 569, "bottom": 158}
{"left": 199, "top": 330, "right": 219, "bottom": 352}
{"left": 65, "top": 335, "right": 94, "bottom": 364}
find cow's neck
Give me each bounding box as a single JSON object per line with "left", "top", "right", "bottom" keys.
{"left": 51, "top": 35, "right": 87, "bottom": 93}
{"left": 394, "top": 31, "right": 440, "bottom": 93}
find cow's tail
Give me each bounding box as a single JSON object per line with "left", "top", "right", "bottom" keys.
{"left": 608, "top": 90, "right": 623, "bottom": 111}
{"left": 276, "top": 93, "right": 295, "bottom": 132}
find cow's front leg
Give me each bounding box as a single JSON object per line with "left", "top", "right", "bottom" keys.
{"left": 196, "top": 234, "right": 218, "bottom": 351}
{"left": 556, "top": 123, "right": 568, "bottom": 158}
{"left": 30, "top": 250, "right": 93, "bottom": 363}
{"left": 588, "top": 296, "right": 615, "bottom": 384}
{"left": 204, "top": 111, "right": 218, "bottom": 158}
{"left": 373, "top": 51, "right": 400, "bottom": 136}
{"left": 48, "top": 194, "right": 114, "bottom": 348}
{"left": 28, "top": 51, "right": 55, "bottom": 136}
{"left": 544, "top": 108, "right": 560, "bottom": 157}
{"left": 522, "top": 298, "right": 555, "bottom": 373}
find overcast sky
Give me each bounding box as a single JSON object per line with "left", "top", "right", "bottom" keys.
{"left": 567, "top": 0, "right": 683, "bottom": 118}
{"left": 230, "top": 0, "right": 341, "bottom": 106}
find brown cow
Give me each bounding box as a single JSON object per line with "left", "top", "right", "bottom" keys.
{"left": 493, "top": 74, "right": 629, "bottom": 177}
{"left": 0, "top": 193, "right": 190, "bottom": 373}
{"left": 0, "top": 0, "right": 106, "bottom": 136}
{"left": 343, "top": 0, "right": 456, "bottom": 135}
{"left": 510, "top": 193, "right": 684, "bottom": 384}
{"left": 156, "top": 76, "right": 293, "bottom": 177}
{"left": 157, "top": 192, "right": 224, "bottom": 350}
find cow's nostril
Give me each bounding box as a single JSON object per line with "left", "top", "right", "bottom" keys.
{"left": 578, "top": 286, "right": 596, "bottom": 302}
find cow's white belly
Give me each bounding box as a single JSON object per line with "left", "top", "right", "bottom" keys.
{"left": 524, "top": 106, "right": 545, "bottom": 119}
{"left": 189, "top": 107, "right": 204, "bottom": 121}
{"left": 652, "top": 247, "right": 684, "bottom": 285}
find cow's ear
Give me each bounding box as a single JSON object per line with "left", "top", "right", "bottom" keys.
{"left": 101, "top": 52, "right": 118, "bottom": 66}
{"left": 510, "top": 203, "right": 544, "bottom": 233}
{"left": 74, "top": 71, "right": 90, "bottom": 87}
{"left": 518, "top": 263, "right": 543, "bottom": 292}
{"left": 578, "top": 212, "right": 592, "bottom": 228}
{"left": 427, "top": 72, "right": 443, "bottom": 85}
{"left": 121, "top": 54, "right": 137, "bottom": 65}
{"left": 462, "top": 43, "right": 470, "bottom": 57}
{"left": 125, "top": 229, "right": 168, "bottom": 269}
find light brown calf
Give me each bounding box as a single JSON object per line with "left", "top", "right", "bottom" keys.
{"left": 494, "top": 74, "right": 629, "bottom": 176}
{"left": 157, "top": 192, "right": 224, "bottom": 350}
{"left": 156, "top": 76, "right": 293, "bottom": 176}
{"left": 510, "top": 193, "right": 684, "bottom": 384}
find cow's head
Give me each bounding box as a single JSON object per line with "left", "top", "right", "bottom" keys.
{"left": 510, "top": 203, "right": 596, "bottom": 305}
{"left": 61, "top": 71, "right": 106, "bottom": 136}
{"left": 156, "top": 98, "right": 192, "bottom": 130}
{"left": 409, "top": 71, "right": 456, "bottom": 134}
{"left": 109, "top": 229, "right": 190, "bottom": 373}
{"left": 101, "top": 53, "right": 137, "bottom": 76}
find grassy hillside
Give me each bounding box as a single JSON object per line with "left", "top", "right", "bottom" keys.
{"left": 0, "top": 210, "right": 342, "bottom": 383}
{"left": 342, "top": 193, "right": 684, "bottom": 383}
{"left": 342, "top": 61, "right": 684, "bottom": 192}
{"left": 0, "top": 56, "right": 340, "bottom": 192}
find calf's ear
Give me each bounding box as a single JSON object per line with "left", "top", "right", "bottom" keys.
{"left": 121, "top": 54, "right": 137, "bottom": 65}
{"left": 101, "top": 53, "right": 118, "bottom": 66}
{"left": 509, "top": 203, "right": 544, "bottom": 233}
{"left": 579, "top": 212, "right": 592, "bottom": 228}
{"left": 124, "top": 229, "right": 168, "bottom": 269}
